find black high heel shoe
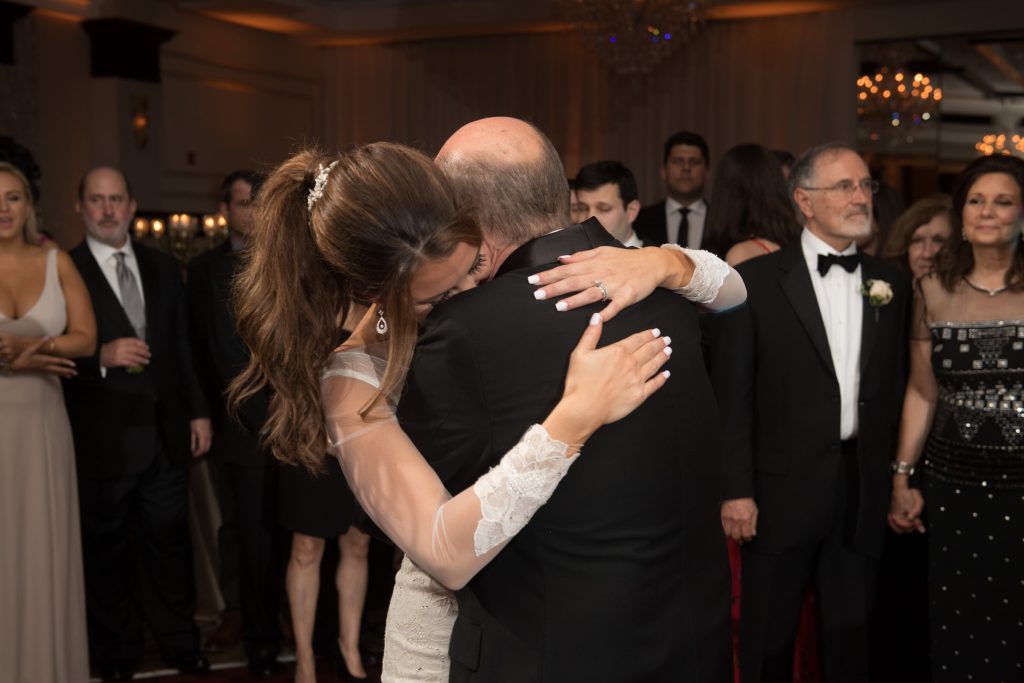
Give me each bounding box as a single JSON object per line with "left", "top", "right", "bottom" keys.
{"left": 334, "top": 644, "right": 368, "bottom": 681}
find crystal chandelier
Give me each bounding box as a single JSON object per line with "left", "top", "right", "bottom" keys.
{"left": 559, "top": 0, "right": 711, "bottom": 75}
{"left": 856, "top": 67, "right": 942, "bottom": 143}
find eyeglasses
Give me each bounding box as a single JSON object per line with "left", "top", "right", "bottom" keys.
{"left": 800, "top": 179, "right": 880, "bottom": 199}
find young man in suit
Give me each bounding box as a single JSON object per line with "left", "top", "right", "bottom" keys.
{"left": 397, "top": 117, "right": 733, "bottom": 682}
{"left": 573, "top": 160, "right": 644, "bottom": 247}
{"left": 710, "top": 143, "right": 910, "bottom": 683}
{"left": 64, "top": 167, "right": 211, "bottom": 681}
{"left": 187, "top": 170, "right": 282, "bottom": 677}
{"left": 634, "top": 130, "right": 710, "bottom": 248}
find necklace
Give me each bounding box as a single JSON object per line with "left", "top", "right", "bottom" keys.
{"left": 964, "top": 276, "right": 1008, "bottom": 297}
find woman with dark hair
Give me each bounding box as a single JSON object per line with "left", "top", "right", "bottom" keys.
{"left": 230, "top": 142, "right": 740, "bottom": 680}
{"left": 882, "top": 194, "right": 953, "bottom": 279}
{"left": 0, "top": 161, "right": 96, "bottom": 682}
{"left": 889, "top": 154, "right": 1024, "bottom": 682}
{"left": 702, "top": 143, "right": 802, "bottom": 265}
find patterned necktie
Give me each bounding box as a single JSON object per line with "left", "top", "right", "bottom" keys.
{"left": 676, "top": 207, "right": 691, "bottom": 247}
{"left": 114, "top": 252, "right": 146, "bottom": 339}
{"left": 816, "top": 252, "right": 862, "bottom": 277}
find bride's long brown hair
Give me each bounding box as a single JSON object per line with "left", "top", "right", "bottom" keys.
{"left": 228, "top": 142, "right": 480, "bottom": 473}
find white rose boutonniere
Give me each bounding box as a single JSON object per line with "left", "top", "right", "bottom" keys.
{"left": 860, "top": 279, "right": 893, "bottom": 320}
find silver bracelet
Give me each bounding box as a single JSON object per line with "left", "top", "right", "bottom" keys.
{"left": 891, "top": 461, "right": 915, "bottom": 476}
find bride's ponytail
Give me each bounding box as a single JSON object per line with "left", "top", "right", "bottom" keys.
{"left": 229, "top": 142, "right": 480, "bottom": 474}
{"left": 229, "top": 148, "right": 351, "bottom": 472}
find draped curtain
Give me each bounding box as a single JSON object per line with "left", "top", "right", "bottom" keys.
{"left": 321, "top": 11, "right": 856, "bottom": 202}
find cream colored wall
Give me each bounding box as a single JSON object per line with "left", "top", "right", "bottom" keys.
{"left": 4, "top": 4, "right": 320, "bottom": 247}
{"left": 6, "top": 0, "right": 1024, "bottom": 240}
{"left": 319, "top": 0, "right": 1024, "bottom": 203}
{"left": 320, "top": 11, "right": 857, "bottom": 205}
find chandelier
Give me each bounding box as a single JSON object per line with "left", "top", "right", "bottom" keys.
{"left": 975, "top": 132, "right": 1024, "bottom": 156}
{"left": 559, "top": 0, "right": 711, "bottom": 75}
{"left": 856, "top": 67, "right": 942, "bottom": 143}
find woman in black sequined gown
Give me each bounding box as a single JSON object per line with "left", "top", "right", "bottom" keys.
{"left": 889, "top": 154, "right": 1024, "bottom": 682}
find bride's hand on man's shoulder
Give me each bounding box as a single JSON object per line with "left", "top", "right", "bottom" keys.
{"left": 528, "top": 246, "right": 688, "bottom": 321}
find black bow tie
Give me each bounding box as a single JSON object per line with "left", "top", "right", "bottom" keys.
{"left": 817, "top": 252, "right": 861, "bottom": 277}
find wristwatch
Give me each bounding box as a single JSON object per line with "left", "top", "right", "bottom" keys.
{"left": 891, "top": 461, "right": 915, "bottom": 476}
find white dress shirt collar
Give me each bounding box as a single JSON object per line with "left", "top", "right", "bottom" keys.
{"left": 86, "top": 234, "right": 138, "bottom": 265}
{"left": 623, "top": 230, "right": 643, "bottom": 248}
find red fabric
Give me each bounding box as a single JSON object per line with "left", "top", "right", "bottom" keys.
{"left": 727, "top": 539, "right": 821, "bottom": 683}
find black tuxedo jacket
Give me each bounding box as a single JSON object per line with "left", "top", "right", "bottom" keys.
{"left": 187, "top": 240, "right": 269, "bottom": 464}
{"left": 398, "top": 219, "right": 731, "bottom": 682}
{"left": 63, "top": 240, "right": 208, "bottom": 478}
{"left": 708, "top": 242, "right": 910, "bottom": 557}
{"left": 634, "top": 199, "right": 669, "bottom": 246}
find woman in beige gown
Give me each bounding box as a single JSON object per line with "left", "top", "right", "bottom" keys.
{"left": 0, "top": 162, "right": 96, "bottom": 682}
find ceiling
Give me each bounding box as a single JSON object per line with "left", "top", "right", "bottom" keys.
{"left": 169, "top": 0, "right": 932, "bottom": 45}
{"left": 857, "top": 33, "right": 1024, "bottom": 158}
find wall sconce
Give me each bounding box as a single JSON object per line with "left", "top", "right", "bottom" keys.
{"left": 151, "top": 218, "right": 164, "bottom": 238}
{"left": 133, "top": 217, "right": 150, "bottom": 239}
{"left": 131, "top": 94, "right": 149, "bottom": 149}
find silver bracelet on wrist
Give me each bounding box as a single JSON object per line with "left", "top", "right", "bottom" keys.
{"left": 891, "top": 461, "right": 915, "bottom": 476}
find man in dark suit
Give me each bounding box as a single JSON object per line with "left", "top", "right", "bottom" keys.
{"left": 63, "top": 166, "right": 211, "bottom": 680}
{"left": 709, "top": 143, "right": 910, "bottom": 683}
{"left": 187, "top": 170, "right": 282, "bottom": 677}
{"left": 397, "top": 117, "right": 732, "bottom": 682}
{"left": 572, "top": 160, "right": 645, "bottom": 247}
{"left": 634, "top": 130, "right": 710, "bottom": 248}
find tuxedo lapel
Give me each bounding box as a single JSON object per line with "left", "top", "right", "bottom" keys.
{"left": 134, "top": 244, "right": 160, "bottom": 344}
{"left": 778, "top": 245, "right": 836, "bottom": 379}
{"left": 73, "top": 243, "right": 137, "bottom": 338}
{"left": 496, "top": 218, "right": 617, "bottom": 276}
{"left": 858, "top": 257, "right": 882, "bottom": 375}
{"left": 655, "top": 201, "right": 668, "bottom": 244}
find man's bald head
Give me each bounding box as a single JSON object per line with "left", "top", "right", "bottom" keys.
{"left": 436, "top": 117, "right": 569, "bottom": 249}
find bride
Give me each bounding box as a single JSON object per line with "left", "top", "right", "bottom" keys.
{"left": 231, "top": 141, "right": 740, "bottom": 680}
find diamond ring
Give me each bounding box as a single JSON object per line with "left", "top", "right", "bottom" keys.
{"left": 593, "top": 280, "right": 609, "bottom": 301}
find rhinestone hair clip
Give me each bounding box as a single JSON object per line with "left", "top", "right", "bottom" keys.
{"left": 307, "top": 160, "right": 339, "bottom": 213}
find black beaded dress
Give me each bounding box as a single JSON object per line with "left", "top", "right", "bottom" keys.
{"left": 915, "top": 274, "right": 1024, "bottom": 682}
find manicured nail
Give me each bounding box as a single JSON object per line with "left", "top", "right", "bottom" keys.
{"left": 589, "top": 312, "right": 601, "bottom": 325}
{"left": 663, "top": 346, "right": 673, "bottom": 356}
{"left": 556, "top": 301, "right": 569, "bottom": 311}
{"left": 662, "top": 370, "right": 671, "bottom": 379}
{"left": 558, "top": 255, "right": 572, "bottom": 261}
{"left": 651, "top": 328, "right": 661, "bottom": 338}
{"left": 534, "top": 289, "right": 547, "bottom": 300}
{"left": 527, "top": 274, "right": 540, "bottom": 285}
{"left": 662, "top": 336, "right": 672, "bottom": 346}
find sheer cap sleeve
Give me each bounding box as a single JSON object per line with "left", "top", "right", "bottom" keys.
{"left": 320, "top": 346, "right": 579, "bottom": 590}
{"left": 322, "top": 347, "right": 396, "bottom": 449}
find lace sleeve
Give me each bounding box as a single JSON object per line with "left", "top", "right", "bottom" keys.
{"left": 660, "top": 244, "right": 747, "bottom": 311}
{"left": 322, "top": 350, "right": 578, "bottom": 589}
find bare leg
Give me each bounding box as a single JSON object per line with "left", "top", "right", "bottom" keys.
{"left": 337, "top": 526, "right": 370, "bottom": 679}
{"left": 287, "top": 533, "right": 325, "bottom": 683}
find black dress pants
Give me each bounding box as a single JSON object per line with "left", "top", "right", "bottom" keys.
{"left": 212, "top": 419, "right": 283, "bottom": 656}
{"left": 739, "top": 446, "right": 878, "bottom": 683}
{"left": 78, "top": 444, "right": 200, "bottom": 667}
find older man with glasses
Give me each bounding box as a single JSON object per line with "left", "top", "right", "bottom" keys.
{"left": 708, "top": 142, "right": 911, "bottom": 683}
